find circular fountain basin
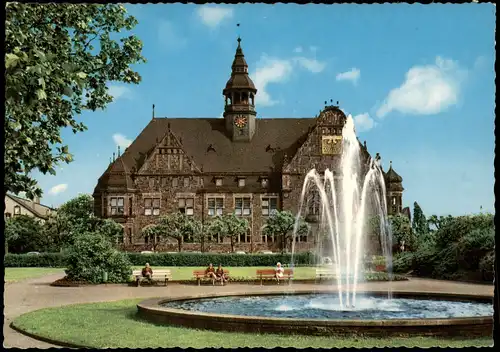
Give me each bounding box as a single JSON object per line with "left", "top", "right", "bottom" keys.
{"left": 137, "top": 289, "right": 493, "bottom": 337}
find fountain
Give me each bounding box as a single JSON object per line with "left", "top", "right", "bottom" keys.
{"left": 290, "top": 114, "right": 393, "bottom": 309}
{"left": 137, "top": 115, "right": 493, "bottom": 338}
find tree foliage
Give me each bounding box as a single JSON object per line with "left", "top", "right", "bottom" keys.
{"left": 65, "top": 231, "right": 131, "bottom": 283}
{"left": 5, "top": 215, "right": 47, "bottom": 253}
{"left": 392, "top": 213, "right": 495, "bottom": 282}
{"left": 388, "top": 214, "right": 415, "bottom": 251}
{"left": 156, "top": 213, "right": 202, "bottom": 252}
{"left": 411, "top": 201, "right": 428, "bottom": 236}
{"left": 5, "top": 3, "right": 145, "bottom": 198}
{"left": 263, "top": 210, "right": 309, "bottom": 253}
{"left": 207, "top": 214, "right": 250, "bottom": 253}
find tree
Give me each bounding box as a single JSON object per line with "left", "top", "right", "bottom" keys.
{"left": 207, "top": 214, "right": 249, "bottom": 253}
{"left": 389, "top": 214, "right": 415, "bottom": 251}
{"left": 157, "top": 213, "right": 202, "bottom": 252}
{"left": 97, "top": 218, "right": 124, "bottom": 245}
{"left": 48, "top": 194, "right": 100, "bottom": 247}
{"left": 263, "top": 211, "right": 309, "bottom": 253}
{"left": 5, "top": 215, "right": 47, "bottom": 253}
{"left": 141, "top": 223, "right": 163, "bottom": 252}
{"left": 412, "top": 202, "right": 429, "bottom": 236}
{"left": 427, "top": 214, "right": 453, "bottom": 231}
{"left": 5, "top": 3, "right": 145, "bottom": 200}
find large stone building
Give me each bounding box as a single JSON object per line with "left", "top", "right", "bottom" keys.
{"left": 93, "top": 38, "right": 405, "bottom": 253}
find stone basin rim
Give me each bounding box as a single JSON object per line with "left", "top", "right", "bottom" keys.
{"left": 137, "top": 289, "right": 494, "bottom": 327}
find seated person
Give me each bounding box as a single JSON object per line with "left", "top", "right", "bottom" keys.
{"left": 205, "top": 263, "right": 217, "bottom": 280}
{"left": 215, "top": 264, "right": 228, "bottom": 284}
{"left": 142, "top": 263, "right": 153, "bottom": 282}
{"left": 274, "top": 262, "right": 284, "bottom": 282}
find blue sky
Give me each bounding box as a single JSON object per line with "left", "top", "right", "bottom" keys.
{"left": 32, "top": 3, "right": 495, "bottom": 217}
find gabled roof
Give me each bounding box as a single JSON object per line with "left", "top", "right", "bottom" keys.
{"left": 6, "top": 194, "right": 55, "bottom": 219}
{"left": 115, "top": 117, "right": 317, "bottom": 175}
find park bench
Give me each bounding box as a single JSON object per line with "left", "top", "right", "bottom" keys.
{"left": 256, "top": 268, "right": 294, "bottom": 285}
{"left": 315, "top": 267, "right": 337, "bottom": 283}
{"left": 193, "top": 269, "right": 230, "bottom": 286}
{"left": 132, "top": 269, "right": 172, "bottom": 287}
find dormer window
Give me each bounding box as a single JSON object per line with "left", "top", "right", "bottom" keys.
{"left": 261, "top": 178, "right": 268, "bottom": 188}
{"left": 238, "top": 178, "right": 245, "bottom": 187}
{"left": 215, "top": 178, "right": 223, "bottom": 186}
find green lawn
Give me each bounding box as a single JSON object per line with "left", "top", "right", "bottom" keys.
{"left": 12, "top": 299, "right": 492, "bottom": 348}
{"left": 131, "top": 266, "right": 317, "bottom": 280}
{"left": 4, "top": 268, "right": 65, "bottom": 283}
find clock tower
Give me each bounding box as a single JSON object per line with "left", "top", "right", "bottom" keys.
{"left": 223, "top": 37, "right": 257, "bottom": 142}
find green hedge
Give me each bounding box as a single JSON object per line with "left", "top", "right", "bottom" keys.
{"left": 4, "top": 252, "right": 316, "bottom": 268}
{"left": 4, "top": 253, "right": 70, "bottom": 267}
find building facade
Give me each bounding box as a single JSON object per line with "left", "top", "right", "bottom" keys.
{"left": 4, "top": 194, "right": 56, "bottom": 223}
{"left": 93, "top": 38, "right": 405, "bottom": 253}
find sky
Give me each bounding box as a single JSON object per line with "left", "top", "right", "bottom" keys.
{"left": 31, "top": 3, "right": 495, "bottom": 217}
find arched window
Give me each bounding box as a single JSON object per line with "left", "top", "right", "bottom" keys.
{"left": 307, "top": 189, "right": 321, "bottom": 216}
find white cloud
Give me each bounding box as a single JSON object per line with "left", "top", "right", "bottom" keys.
{"left": 309, "top": 46, "right": 318, "bottom": 53}
{"left": 49, "top": 184, "right": 68, "bottom": 196}
{"left": 376, "top": 56, "right": 467, "bottom": 118}
{"left": 251, "top": 56, "right": 293, "bottom": 107}
{"left": 293, "top": 57, "right": 326, "bottom": 73}
{"left": 196, "top": 6, "right": 233, "bottom": 28}
{"left": 108, "top": 85, "right": 132, "bottom": 101}
{"left": 293, "top": 46, "right": 303, "bottom": 53}
{"left": 251, "top": 54, "right": 326, "bottom": 107}
{"left": 336, "top": 68, "right": 361, "bottom": 85}
{"left": 113, "top": 133, "right": 132, "bottom": 149}
{"left": 353, "top": 113, "right": 376, "bottom": 132}
{"left": 157, "top": 20, "right": 187, "bottom": 50}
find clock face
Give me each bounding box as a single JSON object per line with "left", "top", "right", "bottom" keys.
{"left": 234, "top": 115, "right": 248, "bottom": 128}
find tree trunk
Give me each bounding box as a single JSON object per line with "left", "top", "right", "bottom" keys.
{"left": 230, "top": 237, "right": 234, "bottom": 253}
{"left": 200, "top": 236, "right": 204, "bottom": 253}
{"left": 177, "top": 238, "right": 182, "bottom": 252}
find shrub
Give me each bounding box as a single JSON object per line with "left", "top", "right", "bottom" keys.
{"left": 479, "top": 251, "right": 495, "bottom": 281}
{"left": 65, "top": 232, "right": 132, "bottom": 283}
{"left": 4, "top": 251, "right": 315, "bottom": 268}
{"left": 4, "top": 253, "right": 69, "bottom": 267}
{"left": 392, "top": 252, "right": 414, "bottom": 274}
{"left": 126, "top": 252, "right": 315, "bottom": 267}
{"left": 434, "top": 214, "right": 494, "bottom": 250}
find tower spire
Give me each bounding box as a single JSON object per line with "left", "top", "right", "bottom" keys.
{"left": 152, "top": 104, "right": 155, "bottom": 119}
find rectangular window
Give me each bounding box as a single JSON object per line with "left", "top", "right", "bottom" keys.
{"left": 178, "top": 197, "right": 194, "bottom": 216}
{"left": 184, "top": 177, "right": 190, "bottom": 188}
{"left": 149, "top": 178, "right": 155, "bottom": 188}
{"left": 172, "top": 178, "right": 178, "bottom": 187}
{"left": 261, "top": 234, "right": 275, "bottom": 243}
{"left": 261, "top": 178, "right": 268, "bottom": 188}
{"left": 297, "top": 234, "right": 308, "bottom": 243}
{"left": 238, "top": 178, "right": 245, "bottom": 187}
{"left": 261, "top": 197, "right": 278, "bottom": 216}
{"left": 392, "top": 205, "right": 397, "bottom": 213}
{"left": 235, "top": 197, "right": 251, "bottom": 216}
{"left": 110, "top": 197, "right": 125, "bottom": 215}
{"left": 5, "top": 212, "right": 12, "bottom": 218}
{"left": 161, "top": 177, "right": 167, "bottom": 186}
{"left": 144, "top": 198, "right": 160, "bottom": 216}
{"left": 13, "top": 205, "right": 21, "bottom": 215}
{"left": 215, "top": 178, "right": 223, "bottom": 186}
{"left": 208, "top": 197, "right": 224, "bottom": 216}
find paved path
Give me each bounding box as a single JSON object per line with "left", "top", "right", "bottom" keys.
{"left": 3, "top": 273, "right": 494, "bottom": 349}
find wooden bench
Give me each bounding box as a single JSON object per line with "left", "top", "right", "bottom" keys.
{"left": 132, "top": 269, "right": 172, "bottom": 287}
{"left": 256, "top": 269, "right": 294, "bottom": 285}
{"left": 193, "top": 269, "right": 230, "bottom": 286}
{"left": 315, "top": 267, "right": 337, "bottom": 283}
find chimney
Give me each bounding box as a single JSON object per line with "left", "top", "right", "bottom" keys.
{"left": 32, "top": 196, "right": 40, "bottom": 207}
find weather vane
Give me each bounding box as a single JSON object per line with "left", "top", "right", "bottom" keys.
{"left": 237, "top": 23, "right": 241, "bottom": 41}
